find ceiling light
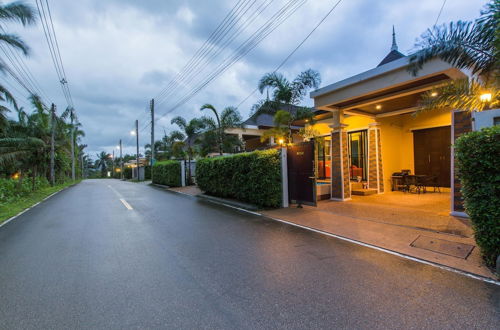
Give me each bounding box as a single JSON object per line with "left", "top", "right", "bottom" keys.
{"left": 431, "top": 92, "right": 438, "bottom": 97}
{"left": 375, "top": 105, "right": 382, "bottom": 110}
{"left": 480, "top": 93, "right": 492, "bottom": 102}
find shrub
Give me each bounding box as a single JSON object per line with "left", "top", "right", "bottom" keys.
{"left": 152, "top": 160, "right": 181, "bottom": 187}
{"left": 0, "top": 176, "right": 50, "bottom": 203}
{"left": 196, "top": 149, "right": 282, "bottom": 208}
{"left": 455, "top": 125, "right": 500, "bottom": 267}
{"left": 124, "top": 167, "right": 132, "bottom": 180}
{"left": 145, "top": 165, "right": 151, "bottom": 180}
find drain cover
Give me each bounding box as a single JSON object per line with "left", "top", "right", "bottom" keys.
{"left": 410, "top": 235, "right": 474, "bottom": 259}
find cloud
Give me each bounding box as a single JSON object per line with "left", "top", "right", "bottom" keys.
{"left": 2, "top": 0, "right": 489, "bottom": 158}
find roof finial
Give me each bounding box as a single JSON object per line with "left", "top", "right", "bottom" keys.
{"left": 391, "top": 25, "right": 398, "bottom": 51}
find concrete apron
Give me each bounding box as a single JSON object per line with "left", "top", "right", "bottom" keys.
{"left": 165, "top": 185, "right": 497, "bottom": 283}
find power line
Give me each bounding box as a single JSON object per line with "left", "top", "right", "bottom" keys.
{"left": 35, "top": 0, "right": 75, "bottom": 109}
{"left": 237, "top": 0, "right": 344, "bottom": 110}
{"left": 434, "top": 0, "right": 448, "bottom": 26}
{"left": 153, "top": 0, "right": 307, "bottom": 124}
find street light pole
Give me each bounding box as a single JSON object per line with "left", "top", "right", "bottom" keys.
{"left": 119, "top": 139, "right": 123, "bottom": 180}
{"left": 112, "top": 149, "right": 115, "bottom": 176}
{"left": 136, "top": 119, "right": 139, "bottom": 181}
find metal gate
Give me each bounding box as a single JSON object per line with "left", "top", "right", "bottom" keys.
{"left": 287, "top": 141, "right": 316, "bottom": 206}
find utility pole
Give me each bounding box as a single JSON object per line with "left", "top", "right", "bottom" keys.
{"left": 112, "top": 149, "right": 115, "bottom": 176}
{"left": 135, "top": 119, "right": 140, "bottom": 181}
{"left": 50, "top": 103, "right": 56, "bottom": 186}
{"left": 81, "top": 153, "right": 84, "bottom": 179}
{"left": 150, "top": 99, "right": 155, "bottom": 179}
{"left": 119, "top": 139, "right": 123, "bottom": 180}
{"left": 70, "top": 115, "right": 75, "bottom": 181}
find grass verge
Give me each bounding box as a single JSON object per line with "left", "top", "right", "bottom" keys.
{"left": 0, "top": 180, "right": 81, "bottom": 224}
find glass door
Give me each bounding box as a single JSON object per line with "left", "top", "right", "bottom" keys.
{"left": 348, "top": 130, "right": 367, "bottom": 180}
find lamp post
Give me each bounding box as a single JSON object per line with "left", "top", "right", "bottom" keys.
{"left": 112, "top": 149, "right": 115, "bottom": 177}
{"left": 117, "top": 142, "right": 122, "bottom": 180}
{"left": 131, "top": 120, "right": 139, "bottom": 180}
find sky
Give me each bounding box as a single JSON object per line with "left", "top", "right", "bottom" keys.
{"left": 2, "top": 0, "right": 489, "bottom": 158}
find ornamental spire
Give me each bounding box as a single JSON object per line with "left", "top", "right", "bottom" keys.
{"left": 391, "top": 25, "right": 398, "bottom": 51}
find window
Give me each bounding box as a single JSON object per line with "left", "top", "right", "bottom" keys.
{"left": 348, "top": 130, "right": 367, "bottom": 180}
{"left": 316, "top": 136, "right": 331, "bottom": 180}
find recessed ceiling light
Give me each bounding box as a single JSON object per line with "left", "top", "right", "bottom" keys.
{"left": 375, "top": 105, "right": 382, "bottom": 110}
{"left": 431, "top": 92, "right": 438, "bottom": 97}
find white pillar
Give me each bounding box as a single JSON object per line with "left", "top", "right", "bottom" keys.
{"left": 281, "top": 147, "right": 289, "bottom": 208}
{"left": 180, "top": 160, "right": 186, "bottom": 187}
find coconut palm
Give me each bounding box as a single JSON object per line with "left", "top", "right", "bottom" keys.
{"left": 408, "top": 1, "right": 498, "bottom": 111}
{"left": 0, "top": 1, "right": 36, "bottom": 130}
{"left": 254, "top": 69, "right": 321, "bottom": 115}
{"left": 95, "top": 151, "right": 110, "bottom": 177}
{"left": 200, "top": 104, "right": 243, "bottom": 155}
{"left": 170, "top": 116, "right": 205, "bottom": 184}
{"left": 61, "top": 107, "right": 78, "bottom": 180}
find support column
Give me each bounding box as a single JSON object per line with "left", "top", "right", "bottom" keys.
{"left": 451, "top": 110, "right": 472, "bottom": 216}
{"left": 330, "top": 124, "right": 350, "bottom": 201}
{"left": 367, "top": 123, "right": 384, "bottom": 193}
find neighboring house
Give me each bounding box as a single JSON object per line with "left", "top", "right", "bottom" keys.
{"left": 299, "top": 30, "right": 482, "bottom": 216}
{"left": 225, "top": 104, "right": 308, "bottom": 151}
{"left": 124, "top": 157, "right": 148, "bottom": 168}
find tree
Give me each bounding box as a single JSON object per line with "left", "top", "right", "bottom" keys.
{"left": 254, "top": 69, "right": 321, "bottom": 115}
{"left": 95, "top": 151, "right": 110, "bottom": 177}
{"left": 260, "top": 108, "right": 315, "bottom": 144}
{"left": 0, "top": 1, "right": 36, "bottom": 131}
{"left": 408, "top": 1, "right": 499, "bottom": 111}
{"left": 170, "top": 116, "right": 205, "bottom": 184}
{"left": 200, "top": 104, "right": 244, "bottom": 155}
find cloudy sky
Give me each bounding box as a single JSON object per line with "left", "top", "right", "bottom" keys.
{"left": 3, "top": 0, "right": 488, "bottom": 157}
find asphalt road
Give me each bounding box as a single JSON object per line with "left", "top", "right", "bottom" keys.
{"left": 0, "top": 179, "right": 498, "bottom": 329}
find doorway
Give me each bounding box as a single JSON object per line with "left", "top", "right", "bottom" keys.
{"left": 413, "top": 126, "right": 451, "bottom": 187}
{"left": 348, "top": 130, "right": 367, "bottom": 181}
{"left": 287, "top": 141, "right": 316, "bottom": 206}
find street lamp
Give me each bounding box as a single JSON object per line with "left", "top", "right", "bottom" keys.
{"left": 480, "top": 92, "right": 492, "bottom": 102}
{"left": 131, "top": 120, "right": 139, "bottom": 180}
{"left": 118, "top": 140, "right": 123, "bottom": 179}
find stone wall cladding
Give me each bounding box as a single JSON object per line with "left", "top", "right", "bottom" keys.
{"left": 453, "top": 111, "right": 472, "bottom": 212}
{"left": 331, "top": 131, "right": 343, "bottom": 199}
{"left": 377, "top": 129, "right": 384, "bottom": 193}
{"left": 341, "top": 130, "right": 351, "bottom": 199}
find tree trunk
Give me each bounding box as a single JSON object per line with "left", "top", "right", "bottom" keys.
{"left": 71, "top": 122, "right": 75, "bottom": 181}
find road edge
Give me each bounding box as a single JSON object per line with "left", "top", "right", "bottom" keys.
{"left": 0, "top": 182, "right": 80, "bottom": 229}
{"left": 166, "top": 187, "right": 500, "bottom": 286}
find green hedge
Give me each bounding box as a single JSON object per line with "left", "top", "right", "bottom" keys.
{"left": 152, "top": 160, "right": 181, "bottom": 187}
{"left": 145, "top": 165, "right": 151, "bottom": 180}
{"left": 455, "top": 125, "right": 500, "bottom": 267}
{"left": 196, "top": 149, "right": 282, "bottom": 208}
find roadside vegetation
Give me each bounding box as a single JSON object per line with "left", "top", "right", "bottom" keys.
{"left": 0, "top": 2, "right": 84, "bottom": 220}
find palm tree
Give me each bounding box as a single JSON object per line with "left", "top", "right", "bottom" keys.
{"left": 170, "top": 116, "right": 205, "bottom": 184}
{"left": 95, "top": 151, "right": 110, "bottom": 177}
{"left": 408, "top": 1, "right": 498, "bottom": 111}
{"left": 254, "top": 69, "right": 321, "bottom": 115}
{"left": 61, "top": 107, "right": 78, "bottom": 180}
{"left": 200, "top": 104, "right": 243, "bottom": 155}
{"left": 0, "top": 1, "right": 36, "bottom": 130}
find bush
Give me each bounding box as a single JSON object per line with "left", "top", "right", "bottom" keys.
{"left": 0, "top": 176, "right": 51, "bottom": 203}
{"left": 455, "top": 125, "right": 500, "bottom": 267}
{"left": 124, "top": 167, "right": 132, "bottom": 180}
{"left": 145, "top": 165, "right": 151, "bottom": 180}
{"left": 152, "top": 161, "right": 181, "bottom": 187}
{"left": 196, "top": 149, "right": 282, "bottom": 208}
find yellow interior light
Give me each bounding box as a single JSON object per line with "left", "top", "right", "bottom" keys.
{"left": 431, "top": 92, "right": 438, "bottom": 97}
{"left": 480, "top": 93, "right": 492, "bottom": 102}
{"left": 375, "top": 105, "right": 382, "bottom": 110}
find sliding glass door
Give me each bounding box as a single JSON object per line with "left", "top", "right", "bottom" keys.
{"left": 348, "top": 130, "right": 367, "bottom": 180}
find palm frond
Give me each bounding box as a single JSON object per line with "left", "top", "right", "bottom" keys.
{"left": 0, "top": 2, "right": 36, "bottom": 26}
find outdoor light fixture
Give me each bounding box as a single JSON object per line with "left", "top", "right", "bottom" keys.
{"left": 116, "top": 145, "right": 120, "bottom": 149}
{"left": 480, "top": 92, "right": 492, "bottom": 102}
{"left": 375, "top": 105, "right": 382, "bottom": 110}
{"left": 305, "top": 119, "right": 309, "bottom": 122}
{"left": 278, "top": 138, "right": 284, "bottom": 145}
{"left": 130, "top": 130, "right": 136, "bottom": 135}
{"left": 431, "top": 92, "right": 438, "bottom": 97}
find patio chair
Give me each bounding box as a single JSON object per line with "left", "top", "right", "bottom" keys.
{"left": 421, "top": 175, "right": 441, "bottom": 193}
{"left": 403, "top": 175, "right": 425, "bottom": 194}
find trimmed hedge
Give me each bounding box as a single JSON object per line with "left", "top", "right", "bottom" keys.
{"left": 145, "top": 165, "right": 151, "bottom": 180}
{"left": 196, "top": 149, "right": 282, "bottom": 208}
{"left": 152, "top": 160, "right": 182, "bottom": 187}
{"left": 455, "top": 125, "right": 500, "bottom": 268}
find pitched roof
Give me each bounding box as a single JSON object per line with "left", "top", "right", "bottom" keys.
{"left": 377, "top": 49, "right": 405, "bottom": 67}
{"left": 377, "top": 26, "right": 405, "bottom": 67}
{"left": 242, "top": 103, "right": 311, "bottom": 128}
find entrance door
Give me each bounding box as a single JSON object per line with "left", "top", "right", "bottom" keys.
{"left": 287, "top": 141, "right": 316, "bottom": 206}
{"left": 413, "top": 126, "right": 451, "bottom": 187}
{"left": 348, "top": 130, "right": 367, "bottom": 180}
